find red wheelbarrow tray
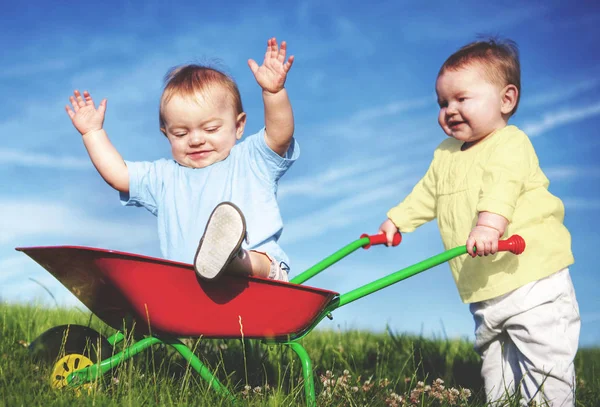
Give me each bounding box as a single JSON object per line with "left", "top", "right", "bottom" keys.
{"left": 15, "top": 245, "right": 339, "bottom": 341}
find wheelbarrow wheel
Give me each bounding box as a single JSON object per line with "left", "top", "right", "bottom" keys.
{"left": 50, "top": 353, "right": 95, "bottom": 389}
{"left": 29, "top": 324, "right": 113, "bottom": 389}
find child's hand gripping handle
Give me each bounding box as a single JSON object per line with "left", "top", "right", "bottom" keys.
{"left": 497, "top": 234, "right": 526, "bottom": 255}
{"left": 360, "top": 232, "right": 402, "bottom": 249}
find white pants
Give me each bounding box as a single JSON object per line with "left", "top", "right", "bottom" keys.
{"left": 469, "top": 269, "right": 580, "bottom": 407}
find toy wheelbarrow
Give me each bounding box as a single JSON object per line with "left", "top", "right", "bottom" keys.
{"left": 16, "top": 233, "right": 525, "bottom": 406}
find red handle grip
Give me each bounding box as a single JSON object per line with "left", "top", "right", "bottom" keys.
{"left": 497, "top": 234, "right": 526, "bottom": 255}
{"left": 361, "top": 232, "right": 402, "bottom": 249}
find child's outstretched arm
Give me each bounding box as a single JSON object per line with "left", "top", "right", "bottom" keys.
{"left": 466, "top": 211, "right": 508, "bottom": 257}
{"left": 248, "top": 37, "right": 295, "bottom": 157}
{"left": 65, "top": 90, "right": 129, "bottom": 193}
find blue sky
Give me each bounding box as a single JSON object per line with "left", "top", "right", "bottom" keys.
{"left": 1, "top": 1, "right": 599, "bottom": 347}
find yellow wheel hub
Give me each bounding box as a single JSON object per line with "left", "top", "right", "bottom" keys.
{"left": 50, "top": 353, "right": 94, "bottom": 390}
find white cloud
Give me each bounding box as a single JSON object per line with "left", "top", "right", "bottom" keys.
{"left": 0, "top": 148, "right": 91, "bottom": 169}
{"left": 543, "top": 166, "right": 600, "bottom": 181}
{"left": 522, "top": 78, "right": 599, "bottom": 108}
{"left": 279, "top": 157, "right": 411, "bottom": 199}
{"left": 522, "top": 101, "right": 600, "bottom": 137}
{"left": 352, "top": 97, "right": 433, "bottom": 122}
{"left": 316, "top": 97, "right": 436, "bottom": 141}
{"left": 0, "top": 58, "right": 73, "bottom": 78}
{"left": 0, "top": 200, "right": 156, "bottom": 247}
{"left": 0, "top": 95, "right": 73, "bottom": 144}
{"left": 0, "top": 255, "right": 33, "bottom": 284}
{"left": 1, "top": 31, "right": 146, "bottom": 80}
{"left": 283, "top": 180, "right": 415, "bottom": 244}
{"left": 0, "top": 275, "right": 86, "bottom": 308}
{"left": 562, "top": 198, "right": 600, "bottom": 210}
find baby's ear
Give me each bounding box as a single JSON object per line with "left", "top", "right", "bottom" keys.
{"left": 501, "top": 84, "right": 519, "bottom": 115}
{"left": 160, "top": 127, "right": 168, "bottom": 137}
{"left": 235, "top": 112, "right": 247, "bottom": 140}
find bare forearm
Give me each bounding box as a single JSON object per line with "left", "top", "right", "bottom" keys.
{"left": 477, "top": 211, "right": 508, "bottom": 236}
{"left": 82, "top": 129, "right": 129, "bottom": 192}
{"left": 263, "top": 88, "right": 294, "bottom": 156}
{"left": 465, "top": 211, "right": 508, "bottom": 256}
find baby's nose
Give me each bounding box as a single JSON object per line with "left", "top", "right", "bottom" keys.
{"left": 446, "top": 102, "right": 458, "bottom": 114}
{"left": 189, "top": 131, "right": 205, "bottom": 145}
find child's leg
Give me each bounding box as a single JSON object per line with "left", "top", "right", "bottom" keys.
{"left": 226, "top": 250, "right": 270, "bottom": 278}
{"left": 471, "top": 269, "right": 580, "bottom": 407}
{"left": 478, "top": 333, "right": 519, "bottom": 404}
{"left": 227, "top": 250, "right": 289, "bottom": 281}
{"left": 505, "top": 269, "right": 580, "bottom": 406}
{"left": 471, "top": 303, "right": 520, "bottom": 404}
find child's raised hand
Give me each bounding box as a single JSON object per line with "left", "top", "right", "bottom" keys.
{"left": 65, "top": 90, "right": 107, "bottom": 136}
{"left": 378, "top": 219, "right": 399, "bottom": 247}
{"left": 248, "top": 38, "right": 294, "bottom": 94}
{"left": 466, "top": 225, "right": 500, "bottom": 257}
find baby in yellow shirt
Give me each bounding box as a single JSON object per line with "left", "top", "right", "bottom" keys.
{"left": 379, "top": 39, "right": 580, "bottom": 406}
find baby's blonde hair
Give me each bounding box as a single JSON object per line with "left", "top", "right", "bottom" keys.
{"left": 159, "top": 64, "right": 243, "bottom": 134}
{"left": 439, "top": 38, "right": 521, "bottom": 116}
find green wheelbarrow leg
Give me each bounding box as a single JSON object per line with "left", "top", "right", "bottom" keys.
{"left": 106, "top": 331, "right": 125, "bottom": 346}
{"left": 167, "top": 338, "right": 236, "bottom": 402}
{"left": 68, "top": 336, "right": 164, "bottom": 384}
{"left": 67, "top": 335, "right": 234, "bottom": 402}
{"left": 286, "top": 341, "right": 316, "bottom": 407}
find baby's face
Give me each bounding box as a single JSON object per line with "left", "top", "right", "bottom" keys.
{"left": 436, "top": 64, "right": 507, "bottom": 145}
{"left": 161, "top": 87, "right": 245, "bottom": 168}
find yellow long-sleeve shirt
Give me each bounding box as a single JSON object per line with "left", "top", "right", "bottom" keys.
{"left": 387, "top": 125, "right": 574, "bottom": 303}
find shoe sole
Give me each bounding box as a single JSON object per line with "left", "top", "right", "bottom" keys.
{"left": 193, "top": 202, "right": 246, "bottom": 281}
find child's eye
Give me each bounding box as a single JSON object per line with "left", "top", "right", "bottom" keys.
{"left": 174, "top": 132, "right": 187, "bottom": 137}
{"left": 205, "top": 127, "right": 219, "bottom": 133}
{"left": 458, "top": 97, "right": 467, "bottom": 102}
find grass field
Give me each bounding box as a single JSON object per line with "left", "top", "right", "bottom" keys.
{"left": 1, "top": 302, "right": 598, "bottom": 406}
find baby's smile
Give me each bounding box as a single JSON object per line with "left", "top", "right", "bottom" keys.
{"left": 448, "top": 119, "right": 466, "bottom": 129}
{"left": 188, "top": 149, "right": 214, "bottom": 160}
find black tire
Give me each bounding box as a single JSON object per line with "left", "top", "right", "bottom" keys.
{"left": 29, "top": 324, "right": 113, "bottom": 364}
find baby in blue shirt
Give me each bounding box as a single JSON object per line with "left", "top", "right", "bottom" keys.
{"left": 65, "top": 38, "right": 297, "bottom": 282}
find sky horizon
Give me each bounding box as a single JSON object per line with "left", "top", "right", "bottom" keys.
{"left": 1, "top": 1, "right": 599, "bottom": 347}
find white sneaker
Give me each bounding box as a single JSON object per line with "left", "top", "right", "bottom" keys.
{"left": 194, "top": 202, "right": 246, "bottom": 281}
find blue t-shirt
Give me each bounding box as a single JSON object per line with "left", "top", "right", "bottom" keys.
{"left": 120, "top": 128, "right": 299, "bottom": 267}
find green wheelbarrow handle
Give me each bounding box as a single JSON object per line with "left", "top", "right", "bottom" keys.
{"left": 337, "top": 234, "right": 525, "bottom": 307}
{"left": 291, "top": 233, "right": 526, "bottom": 308}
